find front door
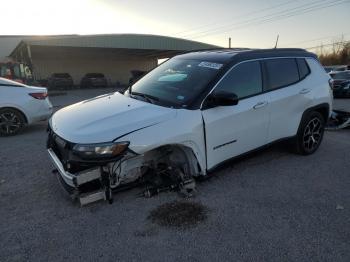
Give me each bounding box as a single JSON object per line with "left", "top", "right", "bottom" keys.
{"left": 201, "top": 60, "right": 269, "bottom": 169}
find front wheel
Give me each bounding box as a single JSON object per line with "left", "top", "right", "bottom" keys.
{"left": 0, "top": 108, "right": 25, "bottom": 136}
{"left": 292, "top": 111, "right": 325, "bottom": 155}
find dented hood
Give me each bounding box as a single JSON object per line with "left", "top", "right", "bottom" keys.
{"left": 50, "top": 92, "right": 177, "bottom": 144}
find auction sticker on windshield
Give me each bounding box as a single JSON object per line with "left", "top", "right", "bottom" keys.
{"left": 198, "top": 62, "right": 223, "bottom": 70}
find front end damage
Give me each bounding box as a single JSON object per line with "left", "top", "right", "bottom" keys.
{"left": 47, "top": 129, "right": 199, "bottom": 206}
{"left": 326, "top": 110, "right": 350, "bottom": 130}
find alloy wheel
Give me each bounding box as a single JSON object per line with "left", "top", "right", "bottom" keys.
{"left": 0, "top": 112, "right": 22, "bottom": 135}
{"left": 302, "top": 117, "right": 322, "bottom": 152}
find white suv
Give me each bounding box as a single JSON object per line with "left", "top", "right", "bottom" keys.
{"left": 47, "top": 48, "right": 332, "bottom": 204}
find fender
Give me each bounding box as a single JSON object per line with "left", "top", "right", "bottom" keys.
{"left": 298, "top": 103, "right": 330, "bottom": 129}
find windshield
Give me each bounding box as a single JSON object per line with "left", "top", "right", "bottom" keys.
{"left": 130, "top": 58, "right": 224, "bottom": 108}
{"left": 331, "top": 71, "right": 350, "bottom": 80}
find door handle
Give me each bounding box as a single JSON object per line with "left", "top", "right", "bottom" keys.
{"left": 299, "top": 88, "right": 311, "bottom": 94}
{"left": 253, "top": 101, "right": 268, "bottom": 109}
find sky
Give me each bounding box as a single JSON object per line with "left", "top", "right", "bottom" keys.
{"left": 1, "top": 0, "right": 349, "bottom": 51}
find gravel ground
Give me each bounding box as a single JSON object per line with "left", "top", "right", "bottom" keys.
{"left": 0, "top": 91, "right": 349, "bottom": 262}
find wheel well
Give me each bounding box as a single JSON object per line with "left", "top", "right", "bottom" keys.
{"left": 144, "top": 145, "right": 202, "bottom": 177}
{"left": 302, "top": 103, "right": 330, "bottom": 123}
{"left": 297, "top": 103, "right": 330, "bottom": 135}
{"left": 313, "top": 106, "right": 329, "bottom": 122}
{"left": 0, "top": 107, "right": 28, "bottom": 123}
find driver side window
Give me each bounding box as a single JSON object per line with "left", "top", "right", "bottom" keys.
{"left": 215, "top": 61, "right": 262, "bottom": 99}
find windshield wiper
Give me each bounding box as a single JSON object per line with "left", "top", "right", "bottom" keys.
{"left": 131, "top": 92, "right": 159, "bottom": 104}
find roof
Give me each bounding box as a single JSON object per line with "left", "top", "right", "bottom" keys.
{"left": 12, "top": 34, "right": 219, "bottom": 53}
{"left": 0, "top": 35, "right": 78, "bottom": 60}
{"left": 177, "top": 48, "right": 318, "bottom": 63}
{"left": 0, "top": 36, "right": 35, "bottom": 60}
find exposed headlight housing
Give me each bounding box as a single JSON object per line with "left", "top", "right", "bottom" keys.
{"left": 73, "top": 141, "right": 129, "bottom": 160}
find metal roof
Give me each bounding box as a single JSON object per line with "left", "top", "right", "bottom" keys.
{"left": 0, "top": 35, "right": 37, "bottom": 60}
{"left": 16, "top": 34, "right": 219, "bottom": 51}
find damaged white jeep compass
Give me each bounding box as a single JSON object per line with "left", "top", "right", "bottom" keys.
{"left": 47, "top": 48, "right": 332, "bottom": 205}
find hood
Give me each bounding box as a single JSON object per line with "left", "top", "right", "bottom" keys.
{"left": 50, "top": 92, "right": 177, "bottom": 144}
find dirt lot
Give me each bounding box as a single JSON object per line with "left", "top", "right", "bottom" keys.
{"left": 0, "top": 91, "right": 349, "bottom": 262}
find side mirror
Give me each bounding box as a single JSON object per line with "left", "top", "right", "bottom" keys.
{"left": 206, "top": 91, "right": 239, "bottom": 107}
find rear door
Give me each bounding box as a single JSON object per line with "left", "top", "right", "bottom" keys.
{"left": 263, "top": 58, "right": 313, "bottom": 142}
{"left": 202, "top": 60, "right": 270, "bottom": 169}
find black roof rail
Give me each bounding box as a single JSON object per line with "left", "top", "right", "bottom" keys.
{"left": 180, "top": 47, "right": 310, "bottom": 55}
{"left": 183, "top": 47, "right": 252, "bottom": 53}
{"left": 175, "top": 47, "right": 317, "bottom": 62}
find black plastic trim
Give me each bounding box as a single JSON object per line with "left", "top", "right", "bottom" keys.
{"left": 207, "top": 136, "right": 295, "bottom": 173}
{"left": 213, "top": 139, "right": 237, "bottom": 150}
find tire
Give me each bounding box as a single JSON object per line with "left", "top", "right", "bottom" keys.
{"left": 292, "top": 111, "right": 325, "bottom": 155}
{"left": 0, "top": 108, "right": 26, "bottom": 136}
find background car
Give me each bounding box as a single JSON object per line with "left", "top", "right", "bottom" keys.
{"left": 48, "top": 73, "right": 74, "bottom": 89}
{"left": 324, "top": 66, "right": 337, "bottom": 73}
{"left": 328, "top": 65, "right": 348, "bottom": 74}
{"left": 80, "top": 73, "right": 107, "bottom": 88}
{"left": 0, "top": 77, "right": 53, "bottom": 136}
{"left": 330, "top": 71, "right": 350, "bottom": 98}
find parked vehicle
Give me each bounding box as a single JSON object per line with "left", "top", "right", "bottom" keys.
{"left": 330, "top": 71, "right": 350, "bottom": 98}
{"left": 80, "top": 73, "right": 107, "bottom": 88}
{"left": 48, "top": 73, "right": 74, "bottom": 89}
{"left": 0, "top": 77, "right": 53, "bottom": 136}
{"left": 326, "top": 65, "right": 348, "bottom": 74}
{"left": 324, "top": 66, "right": 336, "bottom": 73}
{"left": 47, "top": 48, "right": 332, "bottom": 205}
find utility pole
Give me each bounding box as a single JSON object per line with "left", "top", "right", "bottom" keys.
{"left": 229, "top": 37, "right": 231, "bottom": 48}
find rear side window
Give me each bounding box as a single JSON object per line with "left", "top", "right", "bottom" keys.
{"left": 264, "top": 58, "right": 299, "bottom": 90}
{"left": 215, "top": 61, "right": 262, "bottom": 99}
{"left": 296, "top": 58, "right": 310, "bottom": 79}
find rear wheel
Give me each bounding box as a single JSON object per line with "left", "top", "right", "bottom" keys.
{"left": 293, "top": 111, "right": 325, "bottom": 155}
{"left": 0, "top": 108, "right": 25, "bottom": 136}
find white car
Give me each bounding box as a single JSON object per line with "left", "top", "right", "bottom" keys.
{"left": 0, "top": 77, "right": 53, "bottom": 136}
{"left": 47, "top": 48, "right": 332, "bottom": 205}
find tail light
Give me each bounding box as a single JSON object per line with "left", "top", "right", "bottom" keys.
{"left": 29, "top": 92, "right": 48, "bottom": 100}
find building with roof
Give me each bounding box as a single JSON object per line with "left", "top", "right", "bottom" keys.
{"left": 5, "top": 34, "right": 218, "bottom": 88}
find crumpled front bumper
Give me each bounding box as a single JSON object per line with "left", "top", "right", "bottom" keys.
{"left": 47, "top": 148, "right": 101, "bottom": 188}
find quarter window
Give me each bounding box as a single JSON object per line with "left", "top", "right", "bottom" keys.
{"left": 296, "top": 58, "right": 310, "bottom": 79}
{"left": 215, "top": 61, "right": 262, "bottom": 99}
{"left": 265, "top": 58, "right": 299, "bottom": 90}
